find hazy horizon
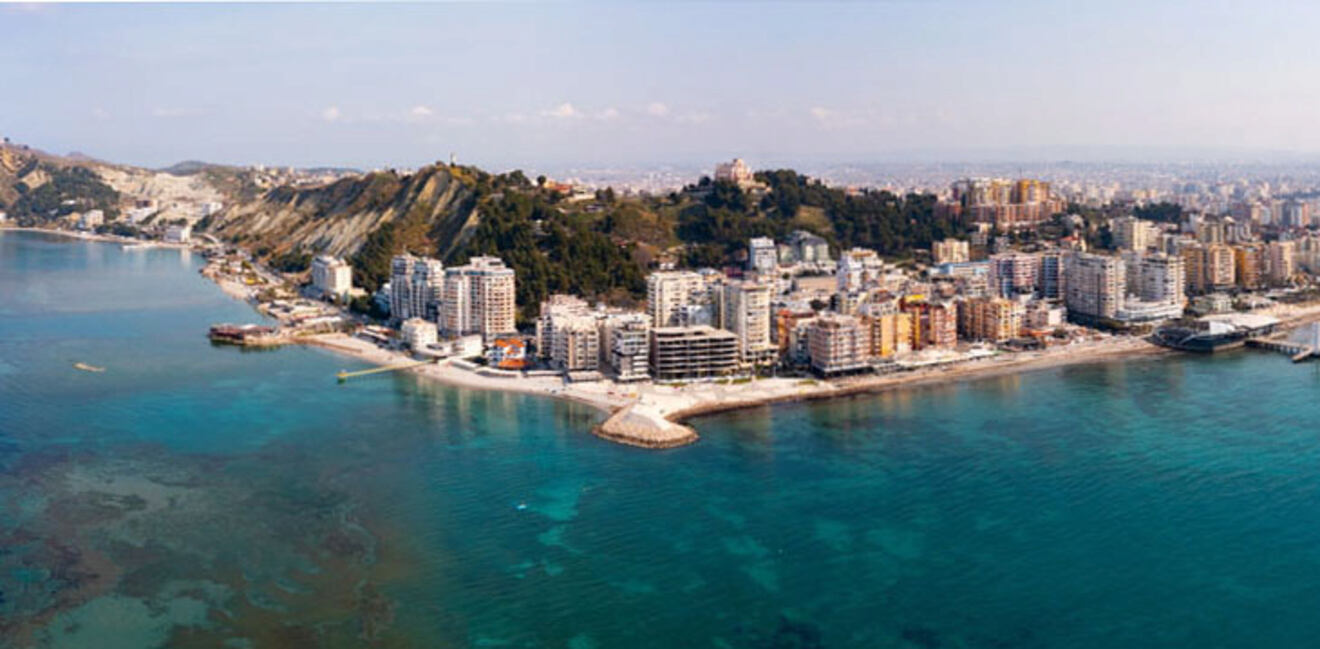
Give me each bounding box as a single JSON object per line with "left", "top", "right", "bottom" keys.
{"left": 5, "top": 2, "right": 1320, "bottom": 171}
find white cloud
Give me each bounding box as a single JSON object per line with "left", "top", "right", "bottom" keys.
{"left": 409, "top": 105, "right": 434, "bottom": 118}
{"left": 542, "top": 102, "right": 581, "bottom": 119}
{"left": 646, "top": 102, "right": 670, "bottom": 117}
{"left": 675, "top": 111, "right": 713, "bottom": 125}
{"left": 596, "top": 107, "right": 621, "bottom": 121}
{"left": 91, "top": 107, "right": 111, "bottom": 121}
{"left": 321, "top": 106, "right": 342, "bottom": 123}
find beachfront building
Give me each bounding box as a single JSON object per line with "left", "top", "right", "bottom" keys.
{"left": 646, "top": 270, "right": 707, "bottom": 328}
{"left": 535, "top": 294, "right": 593, "bottom": 359}
{"left": 389, "top": 254, "right": 444, "bottom": 324}
{"left": 901, "top": 298, "right": 958, "bottom": 350}
{"left": 958, "top": 297, "right": 1023, "bottom": 342}
{"left": 932, "top": 238, "right": 970, "bottom": 264}
{"left": 807, "top": 315, "right": 871, "bottom": 376}
{"left": 311, "top": 255, "right": 353, "bottom": 300}
{"left": 400, "top": 318, "right": 438, "bottom": 351}
{"left": 649, "top": 325, "right": 739, "bottom": 382}
{"left": 77, "top": 210, "right": 104, "bottom": 230}
{"left": 859, "top": 301, "right": 914, "bottom": 358}
{"left": 720, "top": 279, "right": 776, "bottom": 368}
{"left": 441, "top": 256, "right": 516, "bottom": 340}
{"left": 1065, "top": 251, "right": 1126, "bottom": 323}
{"left": 165, "top": 223, "right": 192, "bottom": 243}
{"left": 549, "top": 315, "right": 600, "bottom": 373}
{"left": 748, "top": 237, "right": 778, "bottom": 274}
{"left": 599, "top": 313, "right": 651, "bottom": 382}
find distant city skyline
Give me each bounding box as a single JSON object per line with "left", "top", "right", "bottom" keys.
{"left": 5, "top": 2, "right": 1320, "bottom": 171}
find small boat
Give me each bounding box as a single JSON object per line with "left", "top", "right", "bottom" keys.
{"left": 73, "top": 362, "right": 105, "bottom": 373}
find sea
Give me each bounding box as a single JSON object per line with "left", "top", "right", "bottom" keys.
{"left": 3, "top": 228, "right": 1320, "bottom": 648}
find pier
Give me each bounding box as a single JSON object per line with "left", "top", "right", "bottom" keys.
{"left": 336, "top": 358, "right": 436, "bottom": 383}
{"left": 1246, "top": 322, "right": 1320, "bottom": 363}
{"left": 1246, "top": 338, "right": 1315, "bottom": 362}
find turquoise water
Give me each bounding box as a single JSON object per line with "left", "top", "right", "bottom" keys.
{"left": 4, "top": 229, "right": 1320, "bottom": 647}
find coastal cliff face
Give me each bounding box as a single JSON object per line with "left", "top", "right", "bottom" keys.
{"left": 202, "top": 164, "right": 480, "bottom": 258}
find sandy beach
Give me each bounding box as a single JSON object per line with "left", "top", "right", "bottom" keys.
{"left": 300, "top": 331, "right": 1182, "bottom": 449}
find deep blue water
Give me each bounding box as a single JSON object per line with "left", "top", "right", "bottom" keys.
{"left": 4, "top": 229, "right": 1320, "bottom": 648}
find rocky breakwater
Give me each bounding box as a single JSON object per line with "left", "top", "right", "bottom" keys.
{"left": 594, "top": 402, "right": 699, "bottom": 449}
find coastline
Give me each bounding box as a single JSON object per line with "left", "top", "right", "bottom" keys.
{"left": 1, "top": 225, "right": 195, "bottom": 250}
{"left": 19, "top": 227, "right": 1320, "bottom": 449}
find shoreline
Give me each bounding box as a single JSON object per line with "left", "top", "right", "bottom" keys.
{"left": 1, "top": 225, "right": 195, "bottom": 250}
{"left": 18, "top": 227, "right": 1320, "bottom": 449}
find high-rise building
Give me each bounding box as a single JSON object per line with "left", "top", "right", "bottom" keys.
{"left": 720, "top": 280, "right": 776, "bottom": 367}
{"left": 1036, "top": 249, "right": 1066, "bottom": 300}
{"left": 988, "top": 251, "right": 1039, "bottom": 298}
{"left": 1233, "top": 244, "right": 1265, "bottom": 290}
{"left": 599, "top": 313, "right": 650, "bottom": 382}
{"left": 646, "top": 271, "right": 707, "bottom": 328}
{"left": 440, "top": 256, "right": 516, "bottom": 340}
{"left": 932, "top": 238, "right": 970, "bottom": 264}
{"left": 1111, "top": 216, "right": 1158, "bottom": 252}
{"left": 957, "top": 297, "right": 1023, "bottom": 343}
{"left": 311, "top": 255, "right": 353, "bottom": 300}
{"left": 1181, "top": 244, "right": 1235, "bottom": 294}
{"left": 1064, "top": 252, "right": 1125, "bottom": 322}
{"left": 1267, "top": 240, "right": 1296, "bottom": 286}
{"left": 1136, "top": 253, "right": 1186, "bottom": 306}
{"left": 747, "top": 237, "right": 778, "bottom": 274}
{"left": 900, "top": 298, "right": 958, "bottom": 349}
{"left": 549, "top": 315, "right": 600, "bottom": 373}
{"left": 807, "top": 315, "right": 871, "bottom": 376}
{"left": 389, "top": 254, "right": 444, "bottom": 323}
{"left": 535, "top": 294, "right": 592, "bottom": 359}
{"left": 949, "top": 177, "right": 1065, "bottom": 230}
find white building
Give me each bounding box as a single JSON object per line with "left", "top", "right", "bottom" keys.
{"left": 720, "top": 279, "right": 775, "bottom": 367}
{"left": 748, "top": 237, "right": 778, "bottom": 274}
{"left": 311, "top": 255, "right": 353, "bottom": 300}
{"left": 1065, "top": 252, "right": 1126, "bottom": 322}
{"left": 78, "top": 210, "right": 104, "bottom": 230}
{"left": 400, "top": 318, "right": 438, "bottom": 351}
{"left": 389, "top": 254, "right": 444, "bottom": 324}
{"left": 836, "top": 248, "right": 885, "bottom": 293}
{"left": 599, "top": 313, "right": 650, "bottom": 382}
{"left": 441, "top": 256, "right": 516, "bottom": 340}
{"left": 646, "top": 270, "right": 707, "bottom": 328}
{"left": 164, "top": 223, "right": 192, "bottom": 243}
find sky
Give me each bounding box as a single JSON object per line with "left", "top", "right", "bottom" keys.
{"left": 3, "top": 1, "right": 1320, "bottom": 171}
